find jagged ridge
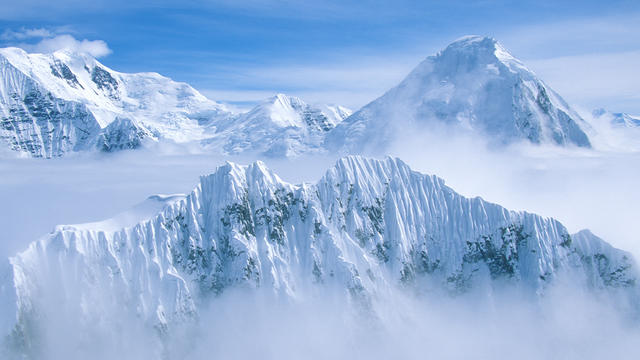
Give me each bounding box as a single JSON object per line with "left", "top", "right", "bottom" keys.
{"left": 3, "top": 156, "right": 637, "bottom": 353}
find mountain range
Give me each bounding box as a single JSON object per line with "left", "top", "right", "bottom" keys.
{"left": 2, "top": 156, "right": 638, "bottom": 357}
{"left": 0, "top": 36, "right": 609, "bottom": 158}
{"left": 2, "top": 35, "right": 640, "bottom": 358}
{"left": 0, "top": 47, "right": 350, "bottom": 158}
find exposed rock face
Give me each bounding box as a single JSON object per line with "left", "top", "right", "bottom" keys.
{"left": 0, "top": 54, "right": 101, "bottom": 157}
{"left": 96, "top": 117, "right": 157, "bottom": 152}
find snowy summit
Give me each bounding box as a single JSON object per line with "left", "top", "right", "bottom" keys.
{"left": 328, "top": 36, "right": 592, "bottom": 152}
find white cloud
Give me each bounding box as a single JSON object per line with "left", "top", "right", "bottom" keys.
{"left": 1, "top": 27, "right": 111, "bottom": 58}
{"left": 22, "top": 34, "right": 112, "bottom": 57}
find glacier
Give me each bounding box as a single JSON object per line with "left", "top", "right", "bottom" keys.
{"left": 328, "top": 36, "right": 593, "bottom": 153}
{"left": 2, "top": 156, "right": 637, "bottom": 358}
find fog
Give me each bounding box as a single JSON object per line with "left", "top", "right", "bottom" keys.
{"left": 0, "top": 148, "right": 336, "bottom": 261}
{"left": 2, "top": 121, "right": 640, "bottom": 359}
{"left": 7, "top": 280, "right": 640, "bottom": 359}
{"left": 385, "top": 119, "right": 640, "bottom": 259}
{"left": 3, "top": 122, "right": 638, "bottom": 261}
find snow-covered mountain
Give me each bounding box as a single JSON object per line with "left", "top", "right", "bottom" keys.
{"left": 0, "top": 47, "right": 354, "bottom": 159}
{"left": 593, "top": 108, "right": 640, "bottom": 128}
{"left": 3, "top": 156, "right": 637, "bottom": 356}
{"left": 0, "top": 47, "right": 234, "bottom": 158}
{"left": 203, "top": 93, "right": 351, "bottom": 157}
{"left": 1, "top": 36, "right": 600, "bottom": 159}
{"left": 327, "top": 36, "right": 592, "bottom": 153}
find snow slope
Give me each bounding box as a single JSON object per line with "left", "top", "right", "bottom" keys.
{"left": 0, "top": 47, "right": 354, "bottom": 159}
{"left": 203, "top": 94, "right": 351, "bottom": 157}
{"left": 327, "top": 36, "right": 592, "bottom": 153}
{"left": 0, "top": 47, "right": 231, "bottom": 158}
{"left": 2, "top": 156, "right": 637, "bottom": 356}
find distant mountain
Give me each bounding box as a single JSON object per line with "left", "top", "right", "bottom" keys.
{"left": 593, "top": 108, "right": 640, "bottom": 128}
{"left": 0, "top": 46, "right": 353, "bottom": 159}
{"left": 327, "top": 36, "right": 592, "bottom": 153}
{"left": 204, "top": 93, "right": 351, "bottom": 157}
{"left": 3, "top": 156, "right": 637, "bottom": 357}
{"left": 0, "top": 37, "right": 602, "bottom": 158}
{"left": 0, "top": 47, "right": 232, "bottom": 158}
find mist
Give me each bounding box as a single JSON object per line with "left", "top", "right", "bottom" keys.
{"left": 0, "top": 148, "right": 336, "bottom": 261}
{"left": 2, "top": 119, "right": 640, "bottom": 359}
{"left": 6, "top": 278, "right": 640, "bottom": 360}
{"left": 384, "top": 120, "right": 640, "bottom": 260}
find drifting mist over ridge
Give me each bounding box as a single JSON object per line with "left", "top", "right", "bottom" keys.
{"left": 2, "top": 156, "right": 639, "bottom": 359}
{"left": 3, "top": 35, "right": 634, "bottom": 159}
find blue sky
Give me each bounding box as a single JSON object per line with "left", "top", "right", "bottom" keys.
{"left": 1, "top": 0, "right": 639, "bottom": 112}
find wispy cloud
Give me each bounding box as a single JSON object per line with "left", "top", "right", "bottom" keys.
{"left": 22, "top": 34, "right": 112, "bottom": 57}
{"left": 1, "top": 27, "right": 112, "bottom": 58}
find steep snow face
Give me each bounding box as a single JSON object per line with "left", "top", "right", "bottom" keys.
{"left": 328, "top": 36, "right": 592, "bottom": 153}
{"left": 0, "top": 47, "right": 232, "bottom": 158}
{"left": 0, "top": 51, "right": 101, "bottom": 157}
{"left": 204, "top": 94, "right": 351, "bottom": 157}
{"left": 3, "top": 156, "right": 637, "bottom": 352}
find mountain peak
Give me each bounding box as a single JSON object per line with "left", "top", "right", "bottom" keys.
{"left": 446, "top": 35, "right": 498, "bottom": 50}
{"left": 328, "top": 36, "right": 591, "bottom": 152}
{"left": 434, "top": 35, "right": 526, "bottom": 73}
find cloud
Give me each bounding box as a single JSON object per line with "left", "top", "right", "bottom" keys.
{"left": 21, "top": 34, "right": 112, "bottom": 57}
{"left": 1, "top": 147, "right": 640, "bottom": 359}
{"left": 2, "top": 28, "right": 113, "bottom": 58}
